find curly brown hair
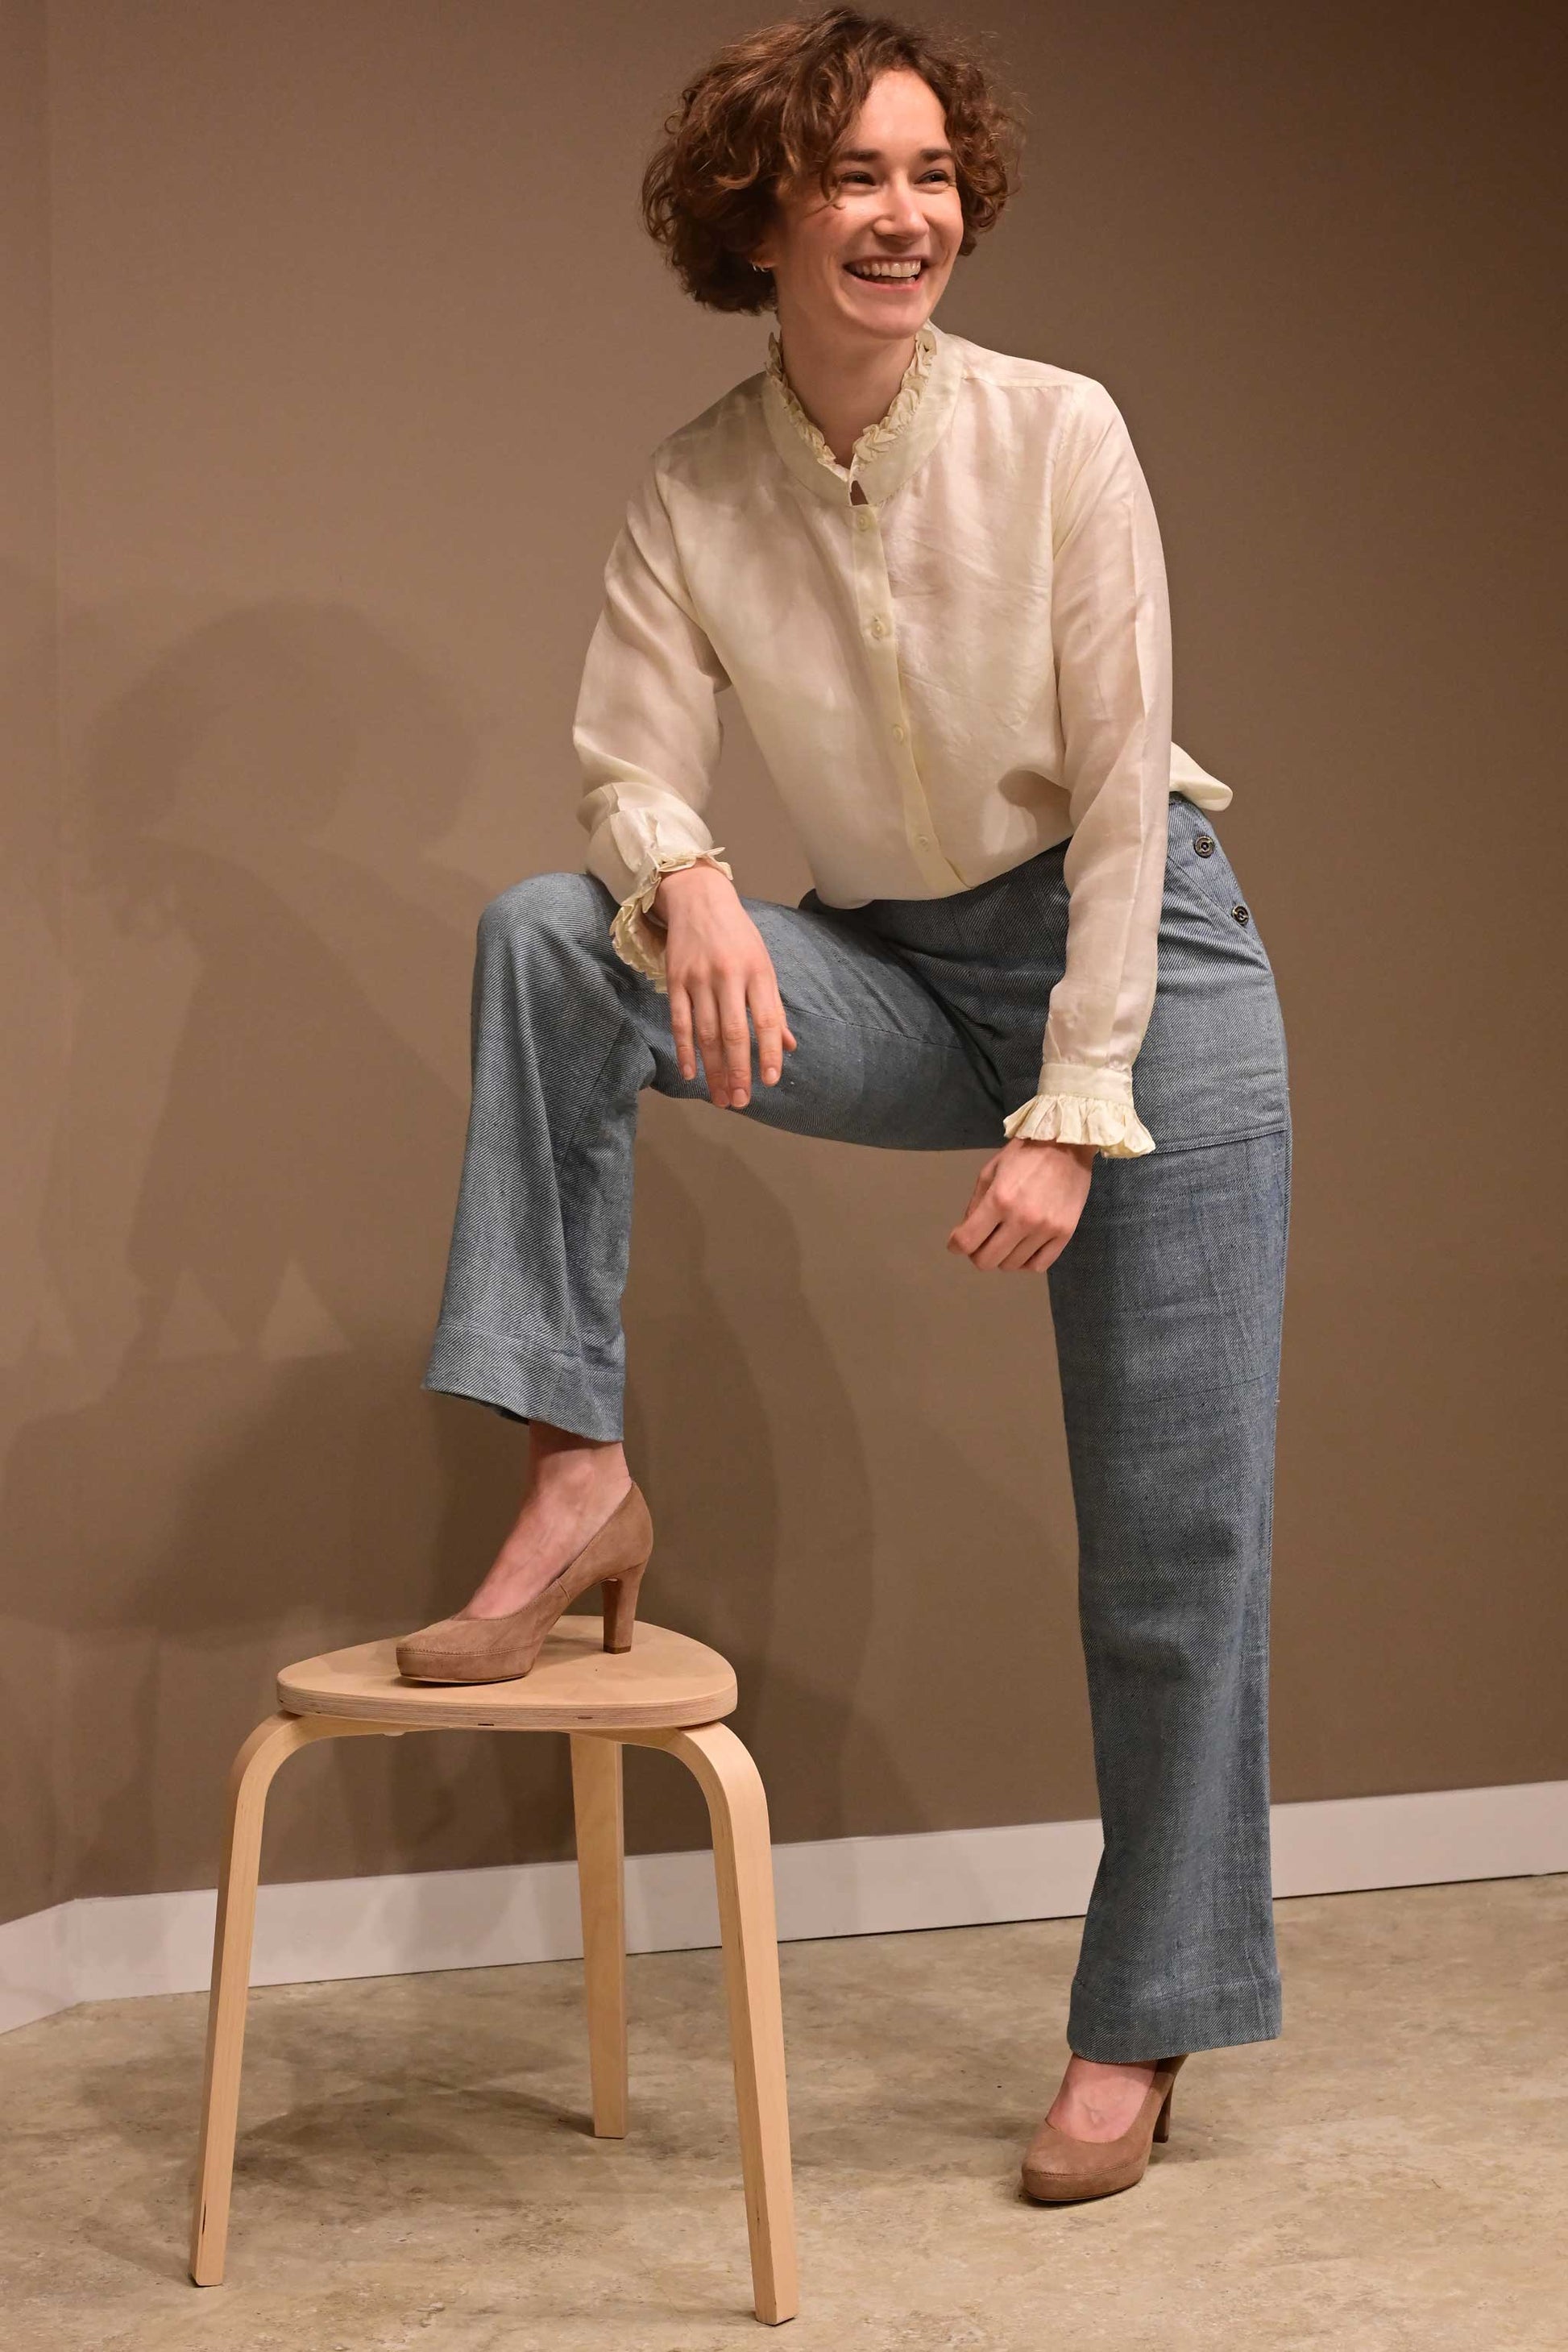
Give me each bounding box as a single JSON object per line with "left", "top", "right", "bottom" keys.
{"left": 641, "top": 6, "right": 1025, "bottom": 315}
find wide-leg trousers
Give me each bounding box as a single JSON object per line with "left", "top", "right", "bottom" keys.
{"left": 422, "top": 789, "right": 1292, "bottom": 2061}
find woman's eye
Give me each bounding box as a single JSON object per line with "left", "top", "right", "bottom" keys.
{"left": 836, "top": 169, "right": 952, "bottom": 186}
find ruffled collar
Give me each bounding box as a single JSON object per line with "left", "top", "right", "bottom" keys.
{"left": 764, "top": 322, "right": 938, "bottom": 482}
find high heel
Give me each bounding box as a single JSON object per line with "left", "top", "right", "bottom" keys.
{"left": 1020, "top": 2054, "right": 1187, "bottom": 2203}
{"left": 599, "top": 1553, "right": 648, "bottom": 1654}
{"left": 395, "top": 1481, "right": 654, "bottom": 1684}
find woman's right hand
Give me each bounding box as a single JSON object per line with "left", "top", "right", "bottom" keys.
{"left": 652, "top": 864, "right": 798, "bottom": 1110}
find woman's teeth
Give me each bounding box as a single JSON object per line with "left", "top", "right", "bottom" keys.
{"left": 845, "top": 260, "right": 924, "bottom": 280}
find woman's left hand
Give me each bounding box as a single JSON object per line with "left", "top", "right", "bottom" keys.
{"left": 946, "top": 1136, "right": 1095, "bottom": 1273}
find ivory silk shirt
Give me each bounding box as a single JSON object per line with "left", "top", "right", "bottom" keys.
{"left": 571, "top": 317, "right": 1233, "bottom": 1156}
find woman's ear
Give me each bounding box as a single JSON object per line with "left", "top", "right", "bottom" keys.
{"left": 749, "top": 185, "right": 785, "bottom": 276}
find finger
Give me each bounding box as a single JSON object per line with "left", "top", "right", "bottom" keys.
{"left": 668, "top": 980, "right": 697, "bottom": 1083}
{"left": 948, "top": 1166, "right": 1002, "bottom": 1250}
{"left": 689, "top": 978, "right": 728, "bottom": 1105}
{"left": 1021, "top": 1238, "right": 1062, "bottom": 1273}
{"left": 948, "top": 1199, "right": 1002, "bottom": 1255}
{"left": 999, "top": 1227, "right": 1056, "bottom": 1271}
{"left": 973, "top": 1214, "right": 1035, "bottom": 1271}
{"left": 751, "top": 968, "right": 792, "bottom": 1085}
{"left": 752, "top": 950, "right": 799, "bottom": 1072}
{"left": 717, "top": 972, "right": 755, "bottom": 1105}
{"left": 962, "top": 1151, "right": 1001, "bottom": 1213}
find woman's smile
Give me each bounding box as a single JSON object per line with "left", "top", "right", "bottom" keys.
{"left": 842, "top": 256, "right": 928, "bottom": 280}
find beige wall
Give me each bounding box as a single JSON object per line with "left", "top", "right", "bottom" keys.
{"left": 3, "top": 0, "right": 1564, "bottom": 1926}
{"left": 2, "top": 0, "right": 72, "bottom": 1923}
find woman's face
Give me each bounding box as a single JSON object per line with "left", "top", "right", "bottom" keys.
{"left": 751, "top": 68, "right": 965, "bottom": 349}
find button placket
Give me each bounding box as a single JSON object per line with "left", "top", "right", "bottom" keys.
{"left": 849, "top": 497, "right": 962, "bottom": 887}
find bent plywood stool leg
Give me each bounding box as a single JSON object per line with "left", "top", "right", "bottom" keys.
{"left": 624, "top": 1721, "right": 799, "bottom": 2327}
{"left": 189, "top": 1711, "right": 388, "bottom": 2286}
{"left": 569, "top": 1731, "right": 628, "bottom": 2138}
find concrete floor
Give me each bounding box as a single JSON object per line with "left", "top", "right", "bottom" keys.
{"left": 3, "top": 1875, "right": 1564, "bottom": 2351}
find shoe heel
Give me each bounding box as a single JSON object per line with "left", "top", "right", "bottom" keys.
{"left": 601, "top": 1555, "right": 649, "bottom": 1653}
{"left": 1154, "top": 2085, "right": 1175, "bottom": 2144}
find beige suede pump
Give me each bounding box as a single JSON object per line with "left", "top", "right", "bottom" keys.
{"left": 395, "top": 1481, "right": 654, "bottom": 1685}
{"left": 1020, "top": 2054, "right": 1188, "bottom": 2203}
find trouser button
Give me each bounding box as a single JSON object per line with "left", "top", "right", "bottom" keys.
{"left": 1230, "top": 902, "right": 1251, "bottom": 925}
{"left": 1193, "top": 833, "right": 1215, "bottom": 857}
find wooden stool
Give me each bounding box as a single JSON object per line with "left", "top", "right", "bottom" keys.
{"left": 189, "top": 1616, "right": 799, "bottom": 2325}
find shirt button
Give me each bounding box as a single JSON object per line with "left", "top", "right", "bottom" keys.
{"left": 891, "top": 721, "right": 907, "bottom": 742}
{"left": 1230, "top": 902, "right": 1251, "bottom": 925}
{"left": 1193, "top": 833, "right": 1215, "bottom": 857}
{"left": 869, "top": 615, "right": 890, "bottom": 638}
{"left": 915, "top": 832, "right": 931, "bottom": 848}
{"left": 855, "top": 510, "right": 875, "bottom": 533}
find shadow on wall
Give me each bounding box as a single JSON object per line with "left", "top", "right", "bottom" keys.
{"left": 2, "top": 599, "right": 968, "bottom": 1908}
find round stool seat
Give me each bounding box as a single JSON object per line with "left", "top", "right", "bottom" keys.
{"left": 276, "top": 1617, "right": 739, "bottom": 1732}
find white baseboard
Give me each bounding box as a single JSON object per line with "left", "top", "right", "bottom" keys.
{"left": 4, "top": 1778, "right": 1564, "bottom": 2038}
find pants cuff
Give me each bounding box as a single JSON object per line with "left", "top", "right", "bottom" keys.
{"left": 422, "top": 1323, "right": 624, "bottom": 1442}
{"left": 1067, "top": 1975, "right": 1282, "bottom": 2062}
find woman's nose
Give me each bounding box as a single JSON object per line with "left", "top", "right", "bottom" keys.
{"left": 879, "top": 180, "right": 927, "bottom": 234}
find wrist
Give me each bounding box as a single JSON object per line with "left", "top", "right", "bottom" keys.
{"left": 651, "top": 861, "right": 730, "bottom": 922}
{"left": 1017, "top": 1135, "right": 1097, "bottom": 1168}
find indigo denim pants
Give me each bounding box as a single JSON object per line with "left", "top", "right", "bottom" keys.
{"left": 424, "top": 789, "right": 1292, "bottom": 2063}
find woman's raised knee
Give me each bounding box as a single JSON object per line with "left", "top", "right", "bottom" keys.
{"left": 477, "top": 869, "right": 608, "bottom": 958}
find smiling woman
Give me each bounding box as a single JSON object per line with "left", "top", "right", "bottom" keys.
{"left": 408, "top": 0, "right": 1296, "bottom": 2228}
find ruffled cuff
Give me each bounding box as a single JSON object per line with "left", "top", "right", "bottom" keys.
{"left": 609, "top": 847, "right": 735, "bottom": 992}
{"left": 1002, "top": 1062, "right": 1155, "bottom": 1159}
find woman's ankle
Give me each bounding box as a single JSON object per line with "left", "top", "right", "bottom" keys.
{"left": 527, "top": 1421, "right": 628, "bottom": 1491}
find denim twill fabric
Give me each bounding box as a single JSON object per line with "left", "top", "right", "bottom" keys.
{"left": 422, "top": 788, "right": 1292, "bottom": 2060}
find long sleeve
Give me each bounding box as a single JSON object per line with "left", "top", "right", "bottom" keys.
{"left": 1000, "top": 380, "right": 1174, "bottom": 1159}
{"left": 573, "top": 459, "right": 736, "bottom": 989}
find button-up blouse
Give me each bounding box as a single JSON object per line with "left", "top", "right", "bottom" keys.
{"left": 571, "top": 317, "right": 1233, "bottom": 1155}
